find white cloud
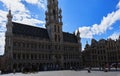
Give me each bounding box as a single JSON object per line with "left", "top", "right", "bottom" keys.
{"left": 25, "top": 0, "right": 39, "bottom": 4}
{"left": 0, "top": 0, "right": 47, "bottom": 11}
{"left": 117, "top": 0, "right": 120, "bottom": 9}
{"left": 78, "top": 26, "right": 93, "bottom": 38}
{"left": 0, "top": 0, "right": 26, "bottom": 12}
{"left": 0, "top": 0, "right": 45, "bottom": 25}
{"left": 0, "top": 10, "right": 7, "bottom": 55}
{"left": 108, "top": 32, "right": 120, "bottom": 40}
{"left": 0, "top": 32, "right": 5, "bottom": 55}
{"left": 0, "top": 10, "right": 7, "bottom": 27}
{"left": 13, "top": 11, "right": 45, "bottom": 26}
{"left": 77, "top": 1, "right": 120, "bottom": 39}
{"left": 25, "top": 0, "right": 47, "bottom": 10}
{"left": 14, "top": 18, "right": 45, "bottom": 26}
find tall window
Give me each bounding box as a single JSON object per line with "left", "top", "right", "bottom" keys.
{"left": 13, "top": 53, "right": 16, "bottom": 59}
{"left": 58, "top": 35, "right": 60, "bottom": 42}
{"left": 58, "top": 26, "right": 60, "bottom": 33}
{"left": 53, "top": 9, "right": 56, "bottom": 20}
{"left": 31, "top": 54, "right": 33, "bottom": 59}
{"left": 55, "top": 34, "right": 57, "bottom": 41}
{"left": 54, "top": 25, "right": 56, "bottom": 32}
{"left": 23, "top": 54, "right": 25, "bottom": 59}
{"left": 18, "top": 54, "right": 21, "bottom": 59}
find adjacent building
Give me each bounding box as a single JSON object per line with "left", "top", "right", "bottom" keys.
{"left": 82, "top": 37, "right": 120, "bottom": 69}
{"left": 0, "top": 0, "right": 82, "bottom": 72}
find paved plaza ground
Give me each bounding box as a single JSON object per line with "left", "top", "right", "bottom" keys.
{"left": 0, "top": 70, "right": 120, "bottom": 76}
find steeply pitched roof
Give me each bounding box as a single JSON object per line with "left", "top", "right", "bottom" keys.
{"left": 63, "top": 32, "right": 78, "bottom": 43}
{"left": 12, "top": 22, "right": 78, "bottom": 43}
{"left": 12, "top": 22, "right": 50, "bottom": 40}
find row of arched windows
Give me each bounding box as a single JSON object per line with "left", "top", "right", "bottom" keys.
{"left": 13, "top": 42, "right": 51, "bottom": 50}
{"left": 13, "top": 53, "right": 51, "bottom": 60}
{"left": 13, "top": 53, "right": 79, "bottom": 61}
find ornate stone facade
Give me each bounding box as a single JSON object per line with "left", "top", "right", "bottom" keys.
{"left": 82, "top": 37, "right": 120, "bottom": 69}
{"left": 0, "top": 0, "right": 82, "bottom": 72}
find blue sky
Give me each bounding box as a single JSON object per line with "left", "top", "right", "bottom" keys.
{"left": 59, "top": 0, "right": 120, "bottom": 49}
{"left": 0, "top": 0, "right": 120, "bottom": 54}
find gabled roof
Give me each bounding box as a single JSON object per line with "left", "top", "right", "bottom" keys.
{"left": 12, "top": 22, "right": 78, "bottom": 43}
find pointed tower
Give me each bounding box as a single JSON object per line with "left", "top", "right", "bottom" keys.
{"left": 6, "top": 10, "right": 13, "bottom": 50}
{"left": 5, "top": 10, "right": 13, "bottom": 51}
{"left": 76, "top": 30, "right": 81, "bottom": 43}
{"left": 45, "top": 0, "right": 63, "bottom": 42}
{"left": 6, "top": 10, "right": 13, "bottom": 36}
{"left": 4, "top": 10, "right": 13, "bottom": 71}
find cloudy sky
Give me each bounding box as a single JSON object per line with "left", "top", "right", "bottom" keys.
{"left": 0, "top": 0, "right": 120, "bottom": 55}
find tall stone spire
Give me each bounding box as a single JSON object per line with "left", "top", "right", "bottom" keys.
{"left": 4, "top": 10, "right": 13, "bottom": 71}
{"left": 6, "top": 10, "right": 13, "bottom": 36}
{"left": 45, "top": 0, "right": 63, "bottom": 42}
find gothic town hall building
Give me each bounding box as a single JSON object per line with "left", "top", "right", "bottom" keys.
{"left": 0, "top": 0, "right": 82, "bottom": 72}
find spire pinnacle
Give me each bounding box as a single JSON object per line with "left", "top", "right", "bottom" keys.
{"left": 77, "top": 30, "right": 80, "bottom": 36}
{"left": 7, "top": 9, "right": 13, "bottom": 21}
{"left": 119, "top": 35, "right": 120, "bottom": 39}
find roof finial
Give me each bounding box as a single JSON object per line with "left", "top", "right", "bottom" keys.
{"left": 7, "top": 9, "right": 13, "bottom": 21}
{"left": 77, "top": 30, "right": 80, "bottom": 36}
{"left": 119, "top": 35, "right": 120, "bottom": 39}
{"left": 9, "top": 10, "right": 11, "bottom": 15}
